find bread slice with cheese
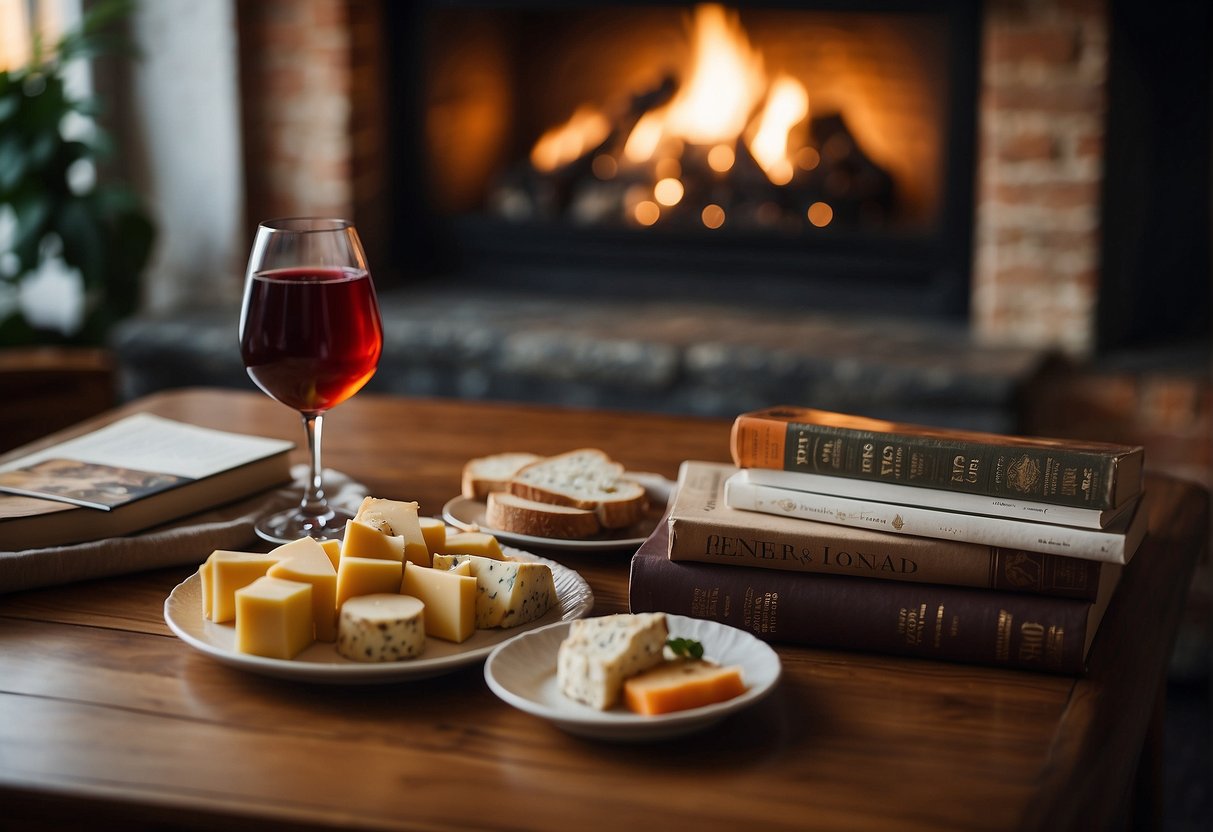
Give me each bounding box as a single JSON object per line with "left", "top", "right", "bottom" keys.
{"left": 506, "top": 449, "right": 648, "bottom": 529}
{"left": 486, "top": 492, "right": 602, "bottom": 539}
{"left": 461, "top": 452, "right": 542, "bottom": 501}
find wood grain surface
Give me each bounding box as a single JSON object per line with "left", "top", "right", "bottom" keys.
{"left": 0, "top": 388, "right": 1206, "bottom": 831}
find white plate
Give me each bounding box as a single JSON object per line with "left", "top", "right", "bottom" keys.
{"left": 484, "top": 614, "right": 781, "bottom": 741}
{"left": 442, "top": 473, "right": 674, "bottom": 552}
{"left": 163, "top": 548, "right": 593, "bottom": 684}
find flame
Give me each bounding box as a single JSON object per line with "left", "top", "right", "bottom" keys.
{"left": 748, "top": 75, "right": 809, "bottom": 185}
{"left": 659, "top": 4, "right": 766, "bottom": 147}
{"left": 530, "top": 105, "right": 611, "bottom": 173}
{"left": 528, "top": 3, "right": 817, "bottom": 202}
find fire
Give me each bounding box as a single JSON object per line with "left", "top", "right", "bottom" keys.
{"left": 536, "top": 4, "right": 811, "bottom": 191}
{"left": 531, "top": 105, "right": 611, "bottom": 173}
{"left": 660, "top": 4, "right": 766, "bottom": 147}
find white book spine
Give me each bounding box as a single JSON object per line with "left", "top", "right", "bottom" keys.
{"left": 723, "top": 475, "right": 1140, "bottom": 564}
{"left": 740, "top": 468, "right": 1124, "bottom": 529}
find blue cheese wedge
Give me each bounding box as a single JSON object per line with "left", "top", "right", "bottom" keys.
{"left": 336, "top": 594, "right": 426, "bottom": 662}
{"left": 556, "top": 612, "right": 669, "bottom": 710}
{"left": 431, "top": 553, "right": 557, "bottom": 628}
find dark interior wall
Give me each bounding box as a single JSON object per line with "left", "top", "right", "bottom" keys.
{"left": 1098, "top": 0, "right": 1212, "bottom": 352}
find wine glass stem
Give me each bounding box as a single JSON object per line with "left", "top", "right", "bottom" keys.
{"left": 299, "top": 412, "right": 333, "bottom": 523}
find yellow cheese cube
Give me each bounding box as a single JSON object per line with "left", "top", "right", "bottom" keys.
{"left": 200, "top": 558, "right": 214, "bottom": 620}
{"left": 319, "top": 539, "right": 342, "bottom": 571}
{"left": 419, "top": 516, "right": 446, "bottom": 555}
{"left": 400, "top": 562, "right": 476, "bottom": 643}
{"left": 234, "top": 576, "right": 314, "bottom": 660}
{"left": 341, "top": 519, "right": 405, "bottom": 561}
{"left": 336, "top": 556, "right": 404, "bottom": 610}
{"left": 440, "top": 531, "right": 504, "bottom": 561}
{"left": 268, "top": 537, "right": 339, "bottom": 643}
{"left": 203, "top": 550, "right": 281, "bottom": 623}
{"left": 354, "top": 497, "right": 431, "bottom": 567}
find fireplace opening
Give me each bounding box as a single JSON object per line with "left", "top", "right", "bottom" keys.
{"left": 382, "top": 2, "right": 980, "bottom": 318}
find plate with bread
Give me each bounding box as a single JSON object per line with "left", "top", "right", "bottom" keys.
{"left": 443, "top": 450, "right": 673, "bottom": 552}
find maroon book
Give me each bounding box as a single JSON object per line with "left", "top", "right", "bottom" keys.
{"left": 629, "top": 520, "right": 1121, "bottom": 674}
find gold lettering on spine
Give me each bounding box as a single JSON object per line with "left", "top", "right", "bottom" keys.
{"left": 996, "top": 610, "right": 1014, "bottom": 661}
{"left": 1019, "top": 621, "right": 1045, "bottom": 663}
{"left": 934, "top": 604, "right": 946, "bottom": 647}
{"left": 897, "top": 603, "right": 927, "bottom": 645}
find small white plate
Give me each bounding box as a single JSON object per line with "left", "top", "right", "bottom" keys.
{"left": 442, "top": 473, "right": 674, "bottom": 552}
{"left": 484, "top": 614, "right": 781, "bottom": 741}
{"left": 163, "top": 548, "right": 593, "bottom": 684}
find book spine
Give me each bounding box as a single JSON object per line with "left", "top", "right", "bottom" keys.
{"left": 741, "top": 467, "right": 1117, "bottom": 529}
{"left": 725, "top": 477, "right": 1130, "bottom": 563}
{"left": 629, "top": 551, "right": 1092, "bottom": 673}
{"left": 668, "top": 515, "right": 1103, "bottom": 601}
{"left": 730, "top": 413, "right": 1126, "bottom": 510}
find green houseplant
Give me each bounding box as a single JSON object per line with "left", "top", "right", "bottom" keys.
{"left": 0, "top": 0, "right": 153, "bottom": 346}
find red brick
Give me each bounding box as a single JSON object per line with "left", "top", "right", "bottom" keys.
{"left": 998, "top": 131, "right": 1059, "bottom": 162}
{"left": 986, "top": 81, "right": 1105, "bottom": 113}
{"left": 993, "top": 181, "right": 1101, "bottom": 210}
{"left": 987, "top": 25, "right": 1082, "bottom": 65}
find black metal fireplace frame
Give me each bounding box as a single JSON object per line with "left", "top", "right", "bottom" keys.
{"left": 382, "top": 0, "right": 982, "bottom": 318}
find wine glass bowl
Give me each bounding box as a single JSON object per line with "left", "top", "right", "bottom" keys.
{"left": 239, "top": 218, "right": 383, "bottom": 543}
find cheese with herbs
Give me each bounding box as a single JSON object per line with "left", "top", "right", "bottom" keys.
{"left": 336, "top": 594, "right": 425, "bottom": 661}
{"left": 556, "top": 612, "right": 669, "bottom": 710}
{"left": 431, "top": 553, "right": 556, "bottom": 628}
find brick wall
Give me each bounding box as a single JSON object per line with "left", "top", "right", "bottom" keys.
{"left": 236, "top": 0, "right": 354, "bottom": 224}
{"left": 973, "top": 0, "right": 1107, "bottom": 355}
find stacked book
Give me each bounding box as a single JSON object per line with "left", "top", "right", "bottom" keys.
{"left": 629, "top": 406, "right": 1147, "bottom": 673}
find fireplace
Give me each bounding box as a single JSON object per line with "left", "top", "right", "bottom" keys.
{"left": 379, "top": 1, "right": 980, "bottom": 317}
{"left": 230, "top": 0, "right": 1209, "bottom": 359}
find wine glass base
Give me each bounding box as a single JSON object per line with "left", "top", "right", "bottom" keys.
{"left": 254, "top": 504, "right": 356, "bottom": 545}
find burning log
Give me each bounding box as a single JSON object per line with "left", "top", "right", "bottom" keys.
{"left": 488, "top": 4, "right": 896, "bottom": 232}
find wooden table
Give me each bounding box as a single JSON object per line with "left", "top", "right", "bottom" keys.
{"left": 0, "top": 388, "right": 1206, "bottom": 831}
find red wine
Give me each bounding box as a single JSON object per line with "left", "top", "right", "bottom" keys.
{"left": 240, "top": 267, "right": 383, "bottom": 414}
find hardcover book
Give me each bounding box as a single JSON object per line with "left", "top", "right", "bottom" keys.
{"left": 724, "top": 473, "right": 1148, "bottom": 564}
{"left": 730, "top": 406, "right": 1144, "bottom": 510}
{"left": 669, "top": 461, "right": 1104, "bottom": 600}
{"left": 740, "top": 466, "right": 1133, "bottom": 529}
{"left": 631, "top": 519, "right": 1122, "bottom": 674}
{"left": 0, "top": 414, "right": 294, "bottom": 551}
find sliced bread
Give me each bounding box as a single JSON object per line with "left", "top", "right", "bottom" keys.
{"left": 486, "top": 492, "right": 602, "bottom": 539}
{"left": 507, "top": 448, "right": 648, "bottom": 529}
{"left": 461, "top": 452, "right": 542, "bottom": 501}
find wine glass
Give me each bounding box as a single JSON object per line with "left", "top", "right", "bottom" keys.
{"left": 238, "top": 218, "right": 384, "bottom": 543}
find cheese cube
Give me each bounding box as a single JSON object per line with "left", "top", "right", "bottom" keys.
{"left": 337, "top": 594, "right": 426, "bottom": 661}
{"left": 267, "top": 537, "right": 339, "bottom": 642}
{"left": 235, "top": 576, "right": 314, "bottom": 660}
{"left": 419, "top": 516, "right": 446, "bottom": 554}
{"left": 336, "top": 556, "right": 404, "bottom": 610}
{"left": 202, "top": 550, "right": 281, "bottom": 623}
{"left": 623, "top": 660, "right": 747, "bottom": 715}
{"left": 319, "top": 539, "right": 342, "bottom": 571}
{"left": 431, "top": 553, "right": 556, "bottom": 628}
{"left": 401, "top": 561, "right": 476, "bottom": 643}
{"left": 353, "top": 497, "right": 430, "bottom": 567}
{"left": 439, "top": 531, "right": 504, "bottom": 561}
{"left": 556, "top": 613, "right": 669, "bottom": 710}
{"left": 341, "top": 519, "right": 405, "bottom": 561}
